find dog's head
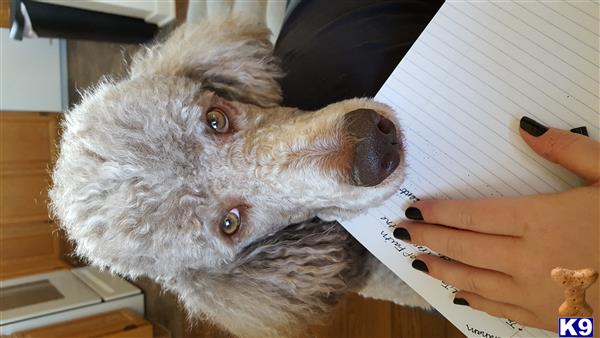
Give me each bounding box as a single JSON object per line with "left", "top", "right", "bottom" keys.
{"left": 50, "top": 17, "right": 405, "bottom": 281}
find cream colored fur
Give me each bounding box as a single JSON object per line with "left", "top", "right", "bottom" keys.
{"left": 50, "top": 17, "right": 430, "bottom": 338}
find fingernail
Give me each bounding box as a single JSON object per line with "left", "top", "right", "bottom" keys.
{"left": 453, "top": 298, "right": 470, "bottom": 306}
{"left": 570, "top": 126, "right": 588, "bottom": 136}
{"left": 393, "top": 227, "right": 411, "bottom": 241}
{"left": 520, "top": 116, "right": 548, "bottom": 137}
{"left": 412, "top": 259, "right": 429, "bottom": 273}
{"left": 405, "top": 207, "right": 423, "bottom": 220}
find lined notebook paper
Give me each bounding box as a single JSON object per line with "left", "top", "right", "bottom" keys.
{"left": 340, "top": 1, "right": 599, "bottom": 337}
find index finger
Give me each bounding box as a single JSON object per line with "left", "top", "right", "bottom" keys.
{"left": 407, "top": 197, "right": 528, "bottom": 237}
{"left": 520, "top": 119, "right": 600, "bottom": 183}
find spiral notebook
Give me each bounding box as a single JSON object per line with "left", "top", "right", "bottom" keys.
{"left": 340, "top": 1, "right": 599, "bottom": 337}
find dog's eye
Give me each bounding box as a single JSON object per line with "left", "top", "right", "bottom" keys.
{"left": 206, "top": 109, "right": 229, "bottom": 133}
{"left": 221, "top": 208, "right": 241, "bottom": 235}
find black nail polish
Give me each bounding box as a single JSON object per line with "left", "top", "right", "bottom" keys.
{"left": 393, "top": 227, "right": 411, "bottom": 241}
{"left": 520, "top": 116, "right": 548, "bottom": 137}
{"left": 412, "top": 259, "right": 429, "bottom": 273}
{"left": 405, "top": 207, "right": 423, "bottom": 221}
{"left": 570, "top": 126, "right": 589, "bottom": 136}
{"left": 453, "top": 298, "right": 469, "bottom": 306}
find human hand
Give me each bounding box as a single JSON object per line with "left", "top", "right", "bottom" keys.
{"left": 394, "top": 117, "right": 599, "bottom": 332}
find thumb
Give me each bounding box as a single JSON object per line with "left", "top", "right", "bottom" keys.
{"left": 519, "top": 116, "right": 600, "bottom": 183}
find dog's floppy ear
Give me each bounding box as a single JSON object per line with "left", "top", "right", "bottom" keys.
{"left": 171, "top": 220, "right": 370, "bottom": 337}
{"left": 129, "top": 17, "right": 282, "bottom": 107}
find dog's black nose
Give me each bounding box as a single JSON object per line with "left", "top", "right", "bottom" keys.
{"left": 344, "top": 109, "right": 401, "bottom": 187}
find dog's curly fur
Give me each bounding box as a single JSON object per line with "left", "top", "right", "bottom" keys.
{"left": 50, "top": 17, "right": 429, "bottom": 337}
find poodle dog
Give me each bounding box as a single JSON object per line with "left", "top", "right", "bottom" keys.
{"left": 50, "top": 17, "right": 429, "bottom": 337}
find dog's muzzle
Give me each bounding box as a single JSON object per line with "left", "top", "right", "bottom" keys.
{"left": 344, "top": 109, "right": 401, "bottom": 187}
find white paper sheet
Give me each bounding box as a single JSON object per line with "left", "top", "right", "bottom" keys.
{"left": 340, "top": 1, "right": 599, "bottom": 337}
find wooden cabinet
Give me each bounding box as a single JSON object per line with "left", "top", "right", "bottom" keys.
{"left": 0, "top": 0, "right": 9, "bottom": 29}
{"left": 11, "top": 309, "right": 153, "bottom": 338}
{"left": 0, "top": 112, "right": 68, "bottom": 280}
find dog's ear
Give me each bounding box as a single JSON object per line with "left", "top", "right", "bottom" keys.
{"left": 171, "top": 220, "right": 370, "bottom": 337}
{"left": 129, "top": 17, "right": 282, "bottom": 107}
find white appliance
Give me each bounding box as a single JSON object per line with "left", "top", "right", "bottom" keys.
{"left": 34, "top": 0, "right": 175, "bottom": 27}
{"left": 0, "top": 28, "right": 67, "bottom": 113}
{"left": 0, "top": 266, "right": 144, "bottom": 335}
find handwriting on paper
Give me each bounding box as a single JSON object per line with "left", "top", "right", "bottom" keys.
{"left": 397, "top": 187, "right": 420, "bottom": 202}
{"left": 465, "top": 325, "right": 502, "bottom": 338}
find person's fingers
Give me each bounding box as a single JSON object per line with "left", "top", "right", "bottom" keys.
{"left": 412, "top": 255, "right": 521, "bottom": 304}
{"left": 397, "top": 222, "right": 519, "bottom": 273}
{"left": 405, "top": 198, "right": 527, "bottom": 237}
{"left": 452, "top": 291, "right": 541, "bottom": 329}
{"left": 520, "top": 117, "right": 600, "bottom": 183}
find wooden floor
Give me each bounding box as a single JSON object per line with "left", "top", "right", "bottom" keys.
{"left": 310, "top": 293, "right": 463, "bottom": 338}
{"left": 65, "top": 2, "right": 464, "bottom": 337}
